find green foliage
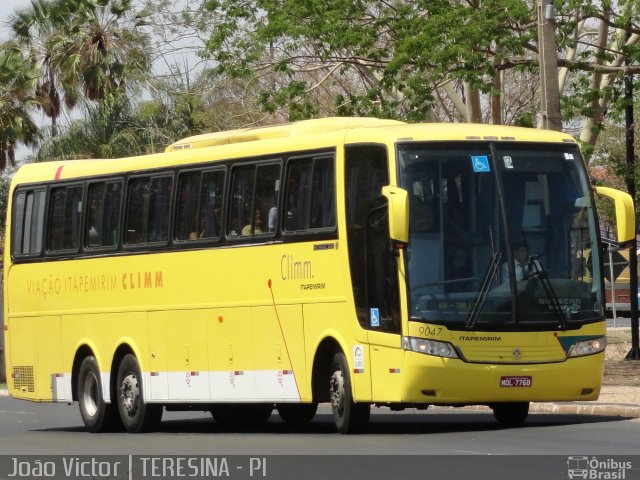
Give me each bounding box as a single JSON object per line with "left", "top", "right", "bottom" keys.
{"left": 203, "top": 0, "right": 536, "bottom": 120}
{"left": 37, "top": 93, "right": 143, "bottom": 159}
{"left": 9, "top": 0, "right": 152, "bottom": 137}
{"left": 0, "top": 42, "right": 39, "bottom": 170}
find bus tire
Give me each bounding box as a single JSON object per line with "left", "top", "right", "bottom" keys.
{"left": 277, "top": 403, "right": 318, "bottom": 424}
{"left": 210, "top": 404, "right": 273, "bottom": 425}
{"left": 329, "top": 351, "right": 370, "bottom": 434}
{"left": 116, "top": 354, "right": 162, "bottom": 433}
{"left": 491, "top": 402, "right": 529, "bottom": 427}
{"left": 77, "top": 356, "right": 118, "bottom": 433}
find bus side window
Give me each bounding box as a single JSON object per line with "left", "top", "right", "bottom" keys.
{"left": 284, "top": 155, "right": 335, "bottom": 233}
{"left": 285, "top": 159, "right": 312, "bottom": 231}
{"left": 48, "top": 185, "right": 83, "bottom": 253}
{"left": 310, "top": 156, "right": 335, "bottom": 229}
{"left": 199, "top": 170, "right": 224, "bottom": 238}
{"left": 229, "top": 166, "right": 255, "bottom": 237}
{"left": 228, "top": 162, "right": 280, "bottom": 238}
{"left": 12, "top": 189, "right": 45, "bottom": 257}
{"left": 176, "top": 169, "right": 225, "bottom": 241}
{"left": 176, "top": 172, "right": 200, "bottom": 240}
{"left": 86, "top": 181, "right": 122, "bottom": 249}
{"left": 125, "top": 175, "right": 172, "bottom": 245}
{"left": 254, "top": 163, "right": 280, "bottom": 234}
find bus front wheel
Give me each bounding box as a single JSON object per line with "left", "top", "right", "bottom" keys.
{"left": 77, "top": 356, "right": 119, "bottom": 432}
{"left": 116, "top": 354, "right": 162, "bottom": 433}
{"left": 491, "top": 402, "right": 529, "bottom": 427}
{"left": 329, "top": 352, "right": 370, "bottom": 434}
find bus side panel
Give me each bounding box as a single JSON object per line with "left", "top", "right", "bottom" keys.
{"left": 207, "top": 307, "right": 256, "bottom": 401}
{"left": 148, "top": 310, "right": 210, "bottom": 402}
{"left": 7, "top": 316, "right": 62, "bottom": 402}
{"left": 251, "top": 305, "right": 306, "bottom": 402}
{"left": 368, "top": 331, "right": 404, "bottom": 402}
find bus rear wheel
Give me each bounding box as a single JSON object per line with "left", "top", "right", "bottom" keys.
{"left": 77, "top": 356, "right": 119, "bottom": 432}
{"left": 329, "top": 352, "right": 369, "bottom": 434}
{"left": 277, "top": 403, "right": 318, "bottom": 424}
{"left": 116, "top": 354, "right": 162, "bottom": 433}
{"left": 491, "top": 402, "right": 529, "bottom": 427}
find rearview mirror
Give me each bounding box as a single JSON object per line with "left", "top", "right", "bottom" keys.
{"left": 382, "top": 186, "right": 409, "bottom": 246}
{"left": 595, "top": 186, "right": 636, "bottom": 244}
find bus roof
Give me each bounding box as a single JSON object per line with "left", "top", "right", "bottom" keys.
{"left": 11, "top": 118, "right": 578, "bottom": 185}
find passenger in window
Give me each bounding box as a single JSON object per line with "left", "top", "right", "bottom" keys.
{"left": 242, "top": 209, "right": 263, "bottom": 235}
{"left": 189, "top": 219, "right": 206, "bottom": 240}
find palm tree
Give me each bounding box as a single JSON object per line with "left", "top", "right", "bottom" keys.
{"left": 0, "top": 42, "right": 39, "bottom": 170}
{"left": 37, "top": 93, "right": 142, "bottom": 160}
{"left": 10, "top": 0, "right": 151, "bottom": 135}
{"left": 53, "top": 0, "right": 151, "bottom": 101}
{"left": 10, "top": 0, "right": 66, "bottom": 134}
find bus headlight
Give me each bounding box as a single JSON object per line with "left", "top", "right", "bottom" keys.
{"left": 402, "top": 336, "right": 459, "bottom": 359}
{"left": 567, "top": 336, "right": 606, "bottom": 357}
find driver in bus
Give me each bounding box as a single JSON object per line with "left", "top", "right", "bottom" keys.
{"left": 501, "top": 241, "right": 533, "bottom": 283}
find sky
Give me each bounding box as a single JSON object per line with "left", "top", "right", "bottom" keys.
{"left": 1, "top": 0, "right": 30, "bottom": 40}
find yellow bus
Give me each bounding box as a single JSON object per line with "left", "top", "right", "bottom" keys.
{"left": 4, "top": 117, "right": 634, "bottom": 434}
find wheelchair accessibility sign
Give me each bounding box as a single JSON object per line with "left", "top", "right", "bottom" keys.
{"left": 471, "top": 155, "right": 491, "bottom": 173}
{"left": 370, "top": 308, "right": 380, "bottom": 327}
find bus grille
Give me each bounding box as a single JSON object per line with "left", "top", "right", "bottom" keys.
{"left": 458, "top": 345, "right": 565, "bottom": 363}
{"left": 12, "top": 366, "right": 35, "bottom": 392}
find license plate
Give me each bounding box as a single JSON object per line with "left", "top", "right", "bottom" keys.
{"left": 499, "top": 376, "right": 532, "bottom": 387}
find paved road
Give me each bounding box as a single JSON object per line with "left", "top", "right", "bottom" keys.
{"left": 0, "top": 397, "right": 639, "bottom": 456}
{"left": 2, "top": 397, "right": 640, "bottom": 479}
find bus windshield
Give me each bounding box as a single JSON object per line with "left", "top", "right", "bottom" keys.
{"left": 399, "top": 142, "right": 602, "bottom": 331}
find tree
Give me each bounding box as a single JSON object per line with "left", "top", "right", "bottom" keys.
{"left": 52, "top": 0, "right": 151, "bottom": 101}
{"left": 0, "top": 42, "right": 39, "bottom": 170}
{"left": 10, "top": 0, "right": 66, "bottom": 133}
{"left": 10, "top": 0, "right": 152, "bottom": 134}
{"left": 202, "top": 0, "right": 640, "bottom": 157}
{"left": 37, "top": 93, "right": 141, "bottom": 160}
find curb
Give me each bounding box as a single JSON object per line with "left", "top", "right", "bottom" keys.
{"left": 529, "top": 402, "right": 640, "bottom": 418}
{"left": 432, "top": 402, "right": 640, "bottom": 418}
{"left": 0, "top": 389, "right": 7, "bottom": 397}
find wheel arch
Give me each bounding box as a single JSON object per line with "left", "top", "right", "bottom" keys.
{"left": 311, "top": 335, "right": 345, "bottom": 403}
{"left": 109, "top": 343, "right": 137, "bottom": 405}
{"left": 71, "top": 345, "right": 96, "bottom": 402}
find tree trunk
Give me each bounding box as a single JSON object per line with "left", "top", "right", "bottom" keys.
{"left": 537, "top": 0, "right": 562, "bottom": 131}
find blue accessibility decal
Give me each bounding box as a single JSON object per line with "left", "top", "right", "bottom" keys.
{"left": 471, "top": 155, "right": 491, "bottom": 173}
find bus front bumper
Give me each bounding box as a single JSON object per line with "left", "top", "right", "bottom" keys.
{"left": 401, "top": 351, "right": 604, "bottom": 404}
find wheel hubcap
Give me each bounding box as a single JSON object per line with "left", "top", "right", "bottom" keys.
{"left": 329, "top": 369, "right": 345, "bottom": 416}
{"left": 82, "top": 371, "right": 99, "bottom": 417}
{"left": 120, "top": 372, "right": 140, "bottom": 418}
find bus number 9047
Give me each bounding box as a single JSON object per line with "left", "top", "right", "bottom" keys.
{"left": 418, "top": 326, "right": 443, "bottom": 337}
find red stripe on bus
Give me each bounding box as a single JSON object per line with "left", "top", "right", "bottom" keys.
{"left": 54, "top": 166, "right": 64, "bottom": 180}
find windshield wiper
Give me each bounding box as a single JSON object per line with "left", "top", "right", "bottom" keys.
{"left": 466, "top": 252, "right": 502, "bottom": 329}
{"left": 528, "top": 255, "right": 568, "bottom": 329}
